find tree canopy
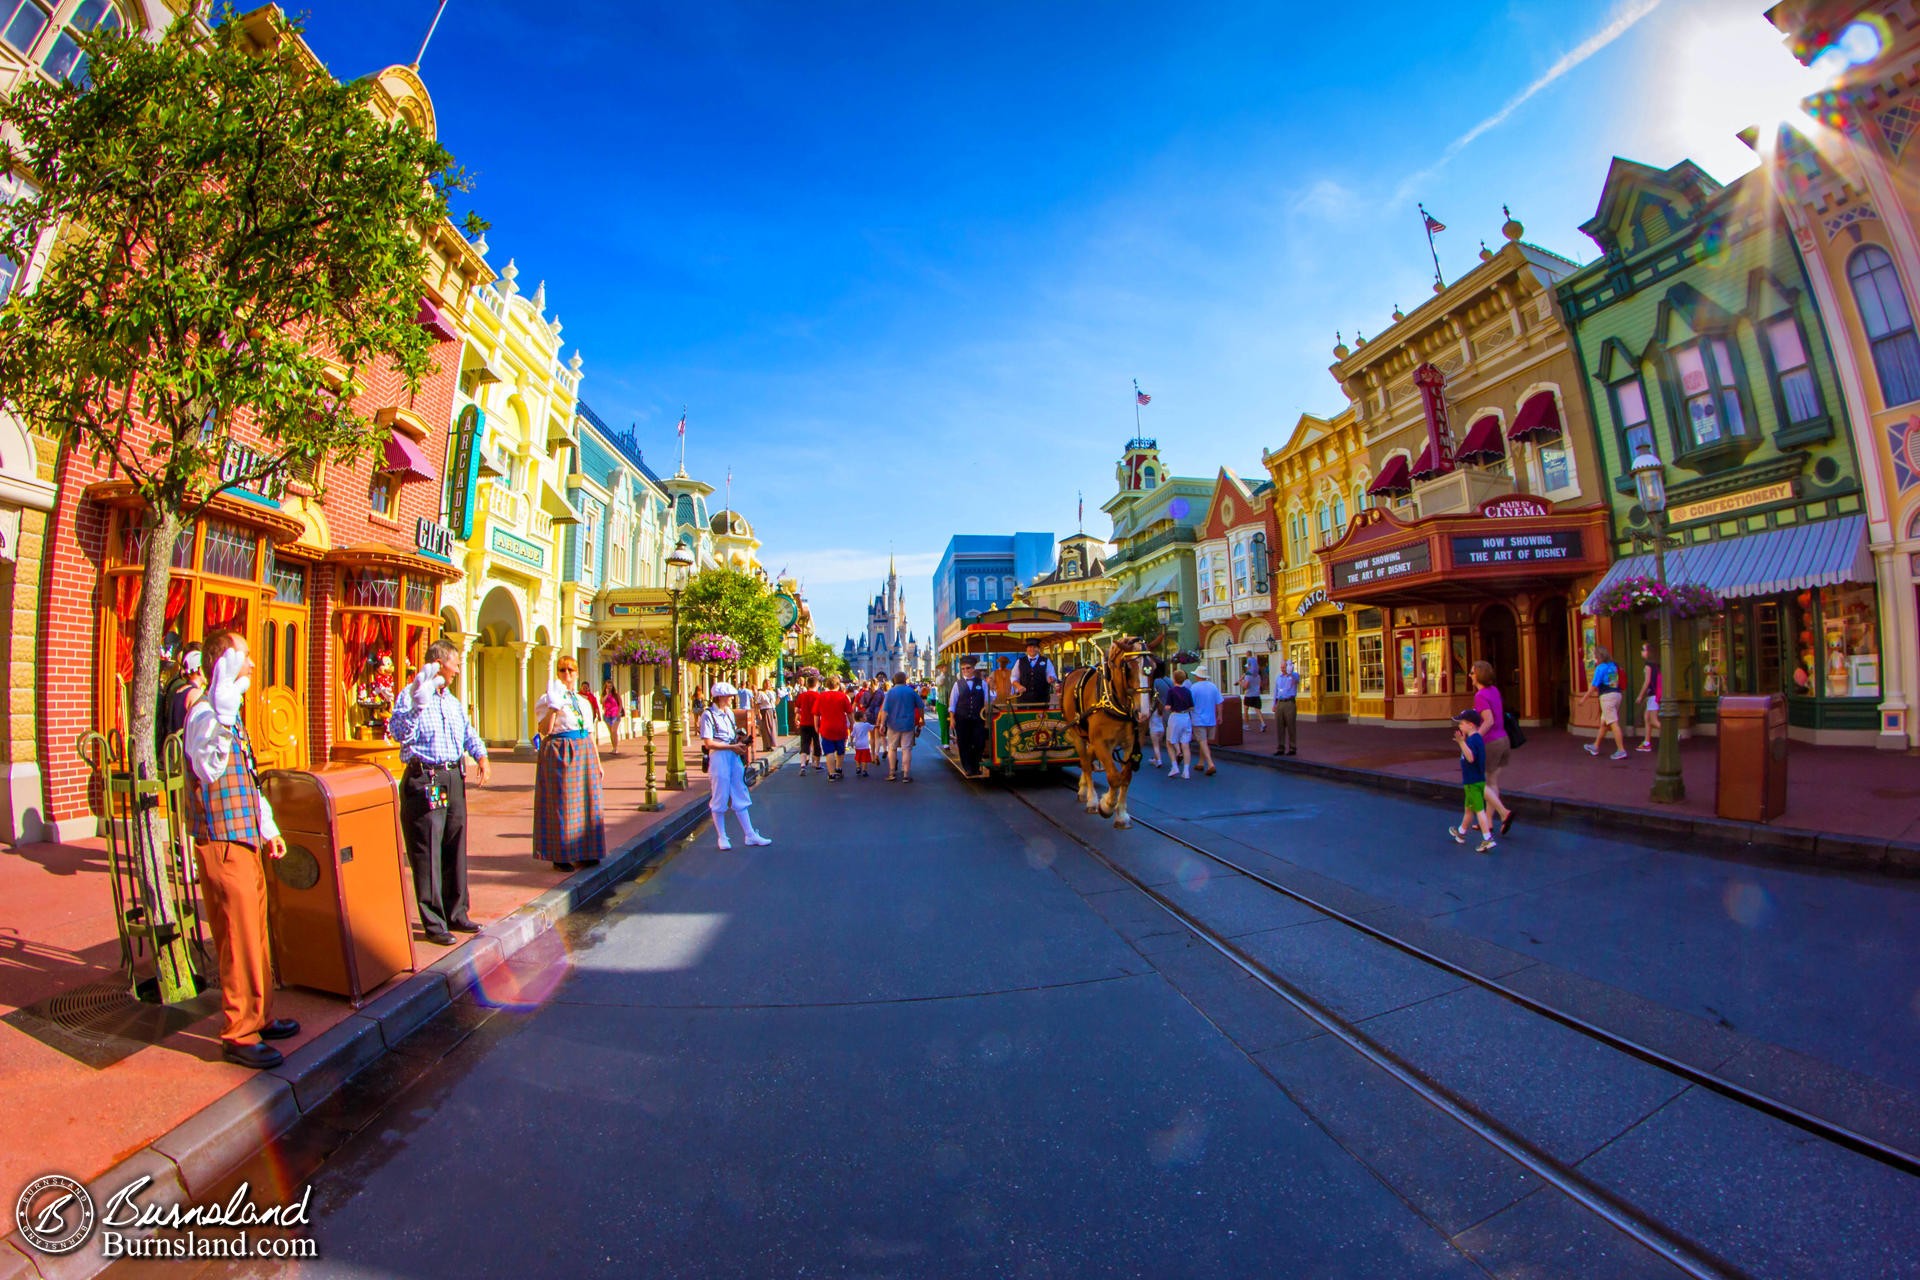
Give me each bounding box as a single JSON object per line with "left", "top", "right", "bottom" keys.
{"left": 1101, "top": 599, "right": 1164, "bottom": 644}
{"left": 679, "top": 567, "right": 783, "bottom": 669}
{"left": 793, "top": 637, "right": 850, "bottom": 680}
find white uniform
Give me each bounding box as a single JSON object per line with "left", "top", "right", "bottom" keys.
{"left": 700, "top": 706, "right": 751, "bottom": 813}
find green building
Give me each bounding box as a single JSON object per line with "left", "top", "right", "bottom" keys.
{"left": 1559, "top": 157, "right": 1879, "bottom": 742}
{"left": 1100, "top": 437, "right": 1214, "bottom": 656}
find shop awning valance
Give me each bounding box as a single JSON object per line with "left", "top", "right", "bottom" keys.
{"left": 1508, "top": 392, "right": 1563, "bottom": 443}
{"left": 1367, "top": 455, "right": 1412, "bottom": 497}
{"left": 415, "top": 296, "right": 460, "bottom": 343}
{"left": 541, "top": 480, "right": 580, "bottom": 524}
{"left": 325, "top": 543, "right": 463, "bottom": 583}
{"left": 1581, "top": 515, "right": 1871, "bottom": 614}
{"left": 1455, "top": 414, "right": 1506, "bottom": 465}
{"left": 382, "top": 432, "right": 438, "bottom": 482}
{"left": 82, "top": 479, "right": 305, "bottom": 545}
{"left": 1410, "top": 443, "right": 1448, "bottom": 481}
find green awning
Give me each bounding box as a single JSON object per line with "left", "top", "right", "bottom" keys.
{"left": 1582, "top": 515, "right": 1871, "bottom": 614}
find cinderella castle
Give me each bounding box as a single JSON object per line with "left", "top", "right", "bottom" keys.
{"left": 842, "top": 557, "right": 931, "bottom": 681}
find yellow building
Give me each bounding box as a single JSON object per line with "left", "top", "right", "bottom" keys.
{"left": 1757, "top": 2, "right": 1920, "bottom": 746}
{"left": 1263, "top": 408, "right": 1376, "bottom": 720}
{"left": 1027, "top": 532, "right": 1111, "bottom": 662}
{"left": 441, "top": 261, "right": 584, "bottom": 748}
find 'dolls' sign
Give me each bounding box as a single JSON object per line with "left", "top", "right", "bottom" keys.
{"left": 1477, "top": 495, "right": 1552, "bottom": 519}
{"left": 415, "top": 516, "right": 454, "bottom": 558}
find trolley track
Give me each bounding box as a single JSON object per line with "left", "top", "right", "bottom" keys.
{"left": 977, "top": 762, "right": 1920, "bottom": 1280}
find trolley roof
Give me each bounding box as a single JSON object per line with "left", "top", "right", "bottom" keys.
{"left": 938, "top": 605, "right": 1104, "bottom": 656}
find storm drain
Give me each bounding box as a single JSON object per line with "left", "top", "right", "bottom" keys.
{"left": 5, "top": 980, "right": 218, "bottom": 1069}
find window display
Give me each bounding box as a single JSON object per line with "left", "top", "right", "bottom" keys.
{"left": 1819, "top": 584, "right": 1880, "bottom": 698}
{"left": 1357, "top": 633, "right": 1385, "bottom": 695}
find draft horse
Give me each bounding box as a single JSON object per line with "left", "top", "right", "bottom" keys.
{"left": 1060, "top": 637, "right": 1153, "bottom": 828}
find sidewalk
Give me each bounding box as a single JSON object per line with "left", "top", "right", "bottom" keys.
{"left": 0, "top": 727, "right": 742, "bottom": 1216}
{"left": 1221, "top": 714, "right": 1920, "bottom": 871}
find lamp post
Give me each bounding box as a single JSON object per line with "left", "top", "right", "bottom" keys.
{"left": 1631, "top": 448, "right": 1685, "bottom": 803}
{"left": 665, "top": 541, "right": 696, "bottom": 790}
{"left": 1155, "top": 595, "right": 1172, "bottom": 666}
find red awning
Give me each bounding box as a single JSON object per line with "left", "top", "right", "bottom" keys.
{"left": 416, "top": 296, "right": 460, "bottom": 343}
{"left": 383, "top": 432, "right": 438, "bottom": 481}
{"left": 1367, "top": 454, "right": 1412, "bottom": 497}
{"left": 1508, "top": 391, "right": 1563, "bottom": 442}
{"left": 1410, "top": 442, "right": 1447, "bottom": 480}
{"left": 1456, "top": 414, "right": 1506, "bottom": 464}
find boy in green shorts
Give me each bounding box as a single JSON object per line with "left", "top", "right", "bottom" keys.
{"left": 1449, "top": 708, "right": 1497, "bottom": 852}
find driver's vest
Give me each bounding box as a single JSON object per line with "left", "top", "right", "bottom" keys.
{"left": 955, "top": 677, "right": 987, "bottom": 719}
{"left": 1015, "top": 656, "right": 1051, "bottom": 701}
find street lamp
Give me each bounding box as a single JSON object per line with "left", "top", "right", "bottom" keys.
{"left": 1155, "top": 595, "right": 1172, "bottom": 665}
{"left": 665, "top": 540, "right": 696, "bottom": 789}
{"left": 1631, "top": 447, "right": 1684, "bottom": 804}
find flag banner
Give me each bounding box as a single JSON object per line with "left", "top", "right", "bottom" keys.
{"left": 1134, "top": 379, "right": 1151, "bottom": 406}
{"left": 1423, "top": 211, "right": 1446, "bottom": 234}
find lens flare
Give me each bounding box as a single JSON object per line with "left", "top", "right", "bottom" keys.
{"left": 1721, "top": 880, "right": 1773, "bottom": 929}
{"left": 471, "top": 926, "right": 573, "bottom": 1011}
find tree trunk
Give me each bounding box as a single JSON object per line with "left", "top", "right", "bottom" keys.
{"left": 128, "top": 508, "right": 198, "bottom": 1003}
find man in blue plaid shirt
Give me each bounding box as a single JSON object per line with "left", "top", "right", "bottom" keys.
{"left": 388, "top": 639, "right": 491, "bottom": 946}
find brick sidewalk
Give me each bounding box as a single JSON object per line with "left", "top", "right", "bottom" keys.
{"left": 0, "top": 728, "right": 734, "bottom": 1209}
{"left": 1224, "top": 713, "right": 1920, "bottom": 857}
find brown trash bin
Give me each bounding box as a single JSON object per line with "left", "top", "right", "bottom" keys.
{"left": 1214, "top": 695, "right": 1244, "bottom": 747}
{"left": 1715, "top": 693, "right": 1788, "bottom": 823}
{"left": 261, "top": 764, "right": 417, "bottom": 1003}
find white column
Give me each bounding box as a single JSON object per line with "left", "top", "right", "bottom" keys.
{"left": 511, "top": 641, "right": 533, "bottom": 748}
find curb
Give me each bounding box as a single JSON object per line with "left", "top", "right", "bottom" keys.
{"left": 1216, "top": 746, "right": 1920, "bottom": 877}
{"left": 5, "top": 744, "right": 792, "bottom": 1278}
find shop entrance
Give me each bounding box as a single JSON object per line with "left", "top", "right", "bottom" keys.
{"left": 475, "top": 585, "right": 525, "bottom": 746}
{"left": 259, "top": 598, "right": 308, "bottom": 771}
{"left": 1536, "top": 596, "right": 1571, "bottom": 725}
{"left": 1477, "top": 603, "right": 1520, "bottom": 710}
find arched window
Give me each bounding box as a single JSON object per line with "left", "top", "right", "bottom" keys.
{"left": 1196, "top": 551, "right": 1213, "bottom": 606}
{"left": 1315, "top": 503, "right": 1332, "bottom": 547}
{"left": 1848, "top": 245, "right": 1920, "bottom": 407}
{"left": 2, "top": 1, "right": 126, "bottom": 84}
{"left": 1332, "top": 496, "right": 1347, "bottom": 530}
{"left": 1231, "top": 540, "right": 1250, "bottom": 598}
{"left": 965, "top": 575, "right": 980, "bottom": 602}
{"left": 1142, "top": 467, "right": 1157, "bottom": 490}
{"left": 1002, "top": 575, "right": 1017, "bottom": 600}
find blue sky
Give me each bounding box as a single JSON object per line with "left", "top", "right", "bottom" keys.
{"left": 298, "top": 0, "right": 1820, "bottom": 646}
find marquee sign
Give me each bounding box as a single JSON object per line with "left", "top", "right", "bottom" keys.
{"left": 1332, "top": 542, "right": 1432, "bottom": 589}
{"left": 1477, "top": 495, "right": 1552, "bottom": 519}
{"left": 1449, "top": 530, "right": 1583, "bottom": 567}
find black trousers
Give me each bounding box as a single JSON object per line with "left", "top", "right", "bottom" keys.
{"left": 955, "top": 717, "right": 988, "bottom": 774}
{"left": 400, "top": 762, "right": 468, "bottom": 934}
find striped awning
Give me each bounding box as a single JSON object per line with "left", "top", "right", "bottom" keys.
{"left": 1582, "top": 515, "right": 1872, "bottom": 614}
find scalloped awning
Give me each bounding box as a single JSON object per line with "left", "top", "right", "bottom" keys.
{"left": 1581, "top": 516, "right": 1869, "bottom": 613}
{"left": 1508, "top": 391, "right": 1562, "bottom": 442}
{"left": 1456, "top": 414, "right": 1506, "bottom": 465}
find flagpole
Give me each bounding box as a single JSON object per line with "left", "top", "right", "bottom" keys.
{"left": 678, "top": 405, "right": 687, "bottom": 475}
{"left": 411, "top": 0, "right": 450, "bottom": 68}
{"left": 1420, "top": 203, "right": 1444, "bottom": 290}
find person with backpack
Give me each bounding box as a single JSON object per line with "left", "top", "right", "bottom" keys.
{"left": 1469, "top": 660, "right": 1515, "bottom": 836}
{"left": 1636, "top": 641, "right": 1662, "bottom": 753}
{"left": 1580, "top": 645, "right": 1629, "bottom": 761}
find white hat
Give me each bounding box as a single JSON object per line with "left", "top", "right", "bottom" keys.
{"left": 709, "top": 681, "right": 737, "bottom": 698}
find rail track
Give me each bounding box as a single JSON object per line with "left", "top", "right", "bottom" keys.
{"left": 972, "top": 762, "right": 1920, "bottom": 1280}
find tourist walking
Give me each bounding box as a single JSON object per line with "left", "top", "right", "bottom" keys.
{"left": 1163, "top": 668, "right": 1195, "bottom": 778}
{"left": 948, "top": 656, "right": 992, "bottom": 777}
{"left": 1636, "top": 641, "right": 1662, "bottom": 752}
{"left": 532, "top": 656, "right": 606, "bottom": 872}
{"left": 755, "top": 683, "right": 779, "bottom": 752}
{"left": 850, "top": 717, "right": 875, "bottom": 777}
{"left": 1469, "top": 660, "right": 1514, "bottom": 835}
{"left": 600, "top": 678, "right": 624, "bottom": 756}
{"left": 1581, "top": 646, "right": 1629, "bottom": 760}
{"left": 1148, "top": 657, "right": 1172, "bottom": 767}
{"left": 1270, "top": 657, "right": 1301, "bottom": 756}
{"left": 814, "top": 675, "right": 855, "bottom": 781}
{"left": 878, "top": 671, "right": 925, "bottom": 782}
{"left": 1239, "top": 656, "right": 1267, "bottom": 732}
{"left": 1010, "top": 640, "right": 1057, "bottom": 707}
{"left": 700, "top": 682, "right": 771, "bottom": 849}
{"left": 183, "top": 630, "right": 298, "bottom": 1068}
{"left": 1448, "top": 708, "right": 1497, "bottom": 852}
{"left": 1188, "top": 667, "right": 1222, "bottom": 776}
{"left": 793, "top": 674, "right": 821, "bottom": 774}
{"left": 388, "top": 638, "right": 491, "bottom": 946}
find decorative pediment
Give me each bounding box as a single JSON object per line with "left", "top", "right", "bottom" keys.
{"left": 1593, "top": 337, "right": 1641, "bottom": 385}
{"left": 1745, "top": 267, "right": 1801, "bottom": 320}
{"left": 1579, "top": 157, "right": 1724, "bottom": 255}
{"left": 1651, "top": 282, "right": 1737, "bottom": 349}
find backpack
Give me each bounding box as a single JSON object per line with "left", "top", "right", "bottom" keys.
{"left": 1504, "top": 711, "right": 1527, "bottom": 749}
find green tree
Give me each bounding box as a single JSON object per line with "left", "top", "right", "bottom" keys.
{"left": 679, "top": 567, "right": 783, "bottom": 670}
{"left": 794, "top": 637, "right": 849, "bottom": 680}
{"left": 1101, "top": 599, "right": 1165, "bottom": 645}
{"left": 0, "top": 8, "right": 477, "bottom": 998}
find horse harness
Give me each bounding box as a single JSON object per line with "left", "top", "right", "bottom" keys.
{"left": 1073, "top": 651, "right": 1147, "bottom": 772}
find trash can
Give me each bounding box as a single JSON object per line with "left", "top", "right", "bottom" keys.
{"left": 1213, "top": 695, "right": 1244, "bottom": 747}
{"left": 260, "top": 764, "right": 416, "bottom": 1004}
{"left": 1715, "top": 693, "right": 1788, "bottom": 822}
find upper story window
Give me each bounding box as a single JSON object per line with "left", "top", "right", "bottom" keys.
{"left": 1288, "top": 511, "right": 1310, "bottom": 568}
{"left": 1002, "top": 575, "right": 1017, "bottom": 600}
{"left": 1196, "top": 550, "right": 1213, "bottom": 606}
{"left": 1315, "top": 503, "right": 1333, "bottom": 547}
{"left": 4, "top": 1, "right": 124, "bottom": 85}
{"left": 1763, "top": 315, "right": 1824, "bottom": 426}
{"left": 1848, "top": 245, "right": 1920, "bottom": 408}
{"left": 1231, "top": 540, "right": 1249, "bottom": 598}
{"left": 1141, "top": 466, "right": 1157, "bottom": 490}
{"left": 965, "top": 575, "right": 980, "bottom": 602}
{"left": 581, "top": 513, "right": 595, "bottom": 583}
{"left": 1331, "top": 496, "right": 1347, "bottom": 530}
{"left": 1670, "top": 339, "right": 1747, "bottom": 448}
{"left": 369, "top": 471, "right": 395, "bottom": 519}
{"left": 1612, "top": 375, "right": 1655, "bottom": 462}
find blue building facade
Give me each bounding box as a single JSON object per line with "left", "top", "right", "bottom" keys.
{"left": 932, "top": 532, "right": 1056, "bottom": 646}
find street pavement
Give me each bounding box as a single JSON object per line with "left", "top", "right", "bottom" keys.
{"left": 144, "top": 752, "right": 1920, "bottom": 1279}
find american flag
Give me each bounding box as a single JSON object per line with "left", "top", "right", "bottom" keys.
{"left": 1134, "top": 379, "right": 1151, "bottom": 406}
{"left": 677, "top": 411, "right": 687, "bottom": 437}
{"left": 1423, "top": 210, "right": 1446, "bottom": 234}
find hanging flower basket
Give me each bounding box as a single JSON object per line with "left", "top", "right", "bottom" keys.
{"left": 687, "top": 633, "right": 741, "bottom": 664}
{"left": 798, "top": 665, "right": 822, "bottom": 680}
{"left": 1588, "top": 575, "right": 1723, "bottom": 620}
{"left": 601, "top": 633, "right": 672, "bottom": 666}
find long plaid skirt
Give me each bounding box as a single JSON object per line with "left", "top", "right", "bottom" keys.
{"left": 533, "top": 735, "right": 606, "bottom": 863}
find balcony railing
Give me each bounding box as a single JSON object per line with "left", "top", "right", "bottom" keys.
{"left": 485, "top": 483, "right": 527, "bottom": 529}
{"left": 1284, "top": 565, "right": 1316, "bottom": 595}
{"left": 530, "top": 510, "right": 553, "bottom": 542}
{"left": 1121, "top": 525, "right": 1197, "bottom": 563}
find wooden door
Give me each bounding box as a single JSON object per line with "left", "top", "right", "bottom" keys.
{"left": 258, "top": 601, "right": 309, "bottom": 770}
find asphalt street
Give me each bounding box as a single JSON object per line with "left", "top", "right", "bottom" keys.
{"left": 155, "top": 751, "right": 1920, "bottom": 1279}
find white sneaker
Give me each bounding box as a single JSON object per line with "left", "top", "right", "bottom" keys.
{"left": 1182, "top": 770, "right": 1191, "bottom": 779}
{"left": 1610, "top": 750, "right": 1629, "bottom": 761}
{"left": 743, "top": 833, "right": 772, "bottom": 846}
{"left": 1168, "top": 766, "right": 1179, "bottom": 777}
{"left": 715, "top": 834, "right": 733, "bottom": 851}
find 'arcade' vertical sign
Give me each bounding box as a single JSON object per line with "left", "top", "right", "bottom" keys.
{"left": 445, "top": 405, "right": 484, "bottom": 540}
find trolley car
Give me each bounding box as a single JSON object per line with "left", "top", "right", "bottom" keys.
{"left": 936, "top": 604, "right": 1104, "bottom": 778}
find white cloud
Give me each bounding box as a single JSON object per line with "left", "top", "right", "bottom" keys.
{"left": 1290, "top": 178, "right": 1360, "bottom": 220}
{"left": 1392, "top": 0, "right": 1664, "bottom": 202}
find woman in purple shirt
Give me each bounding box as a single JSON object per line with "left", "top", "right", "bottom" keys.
{"left": 1471, "top": 660, "right": 1514, "bottom": 836}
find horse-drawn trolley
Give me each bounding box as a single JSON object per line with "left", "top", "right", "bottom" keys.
{"left": 936, "top": 605, "right": 1103, "bottom": 780}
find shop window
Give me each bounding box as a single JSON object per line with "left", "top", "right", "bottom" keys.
{"left": 1818, "top": 583, "right": 1880, "bottom": 698}
{"left": 1532, "top": 435, "right": 1576, "bottom": 496}
{"left": 1395, "top": 626, "right": 1466, "bottom": 696}
{"left": 265, "top": 546, "right": 306, "bottom": 604}
{"left": 1671, "top": 339, "right": 1748, "bottom": 448}
{"left": 405, "top": 575, "right": 434, "bottom": 614}
{"left": 343, "top": 567, "right": 401, "bottom": 609}
{"left": 1764, "top": 316, "right": 1824, "bottom": 425}
{"left": 1611, "top": 376, "right": 1655, "bottom": 462}
{"left": 41, "top": 0, "right": 120, "bottom": 84}
{"left": 121, "top": 515, "right": 198, "bottom": 569}
{"left": 199, "top": 519, "right": 258, "bottom": 581}
{"left": 369, "top": 471, "right": 396, "bottom": 518}
{"left": 1357, "top": 633, "right": 1385, "bottom": 695}
{"left": 1848, "top": 245, "right": 1920, "bottom": 407}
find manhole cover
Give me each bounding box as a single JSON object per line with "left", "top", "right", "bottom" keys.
{"left": 4, "top": 980, "right": 218, "bottom": 1070}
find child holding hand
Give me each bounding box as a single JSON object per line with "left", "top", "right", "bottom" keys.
{"left": 1448, "top": 709, "right": 1497, "bottom": 853}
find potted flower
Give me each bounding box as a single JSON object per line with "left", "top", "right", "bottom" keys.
{"left": 687, "top": 633, "right": 741, "bottom": 664}
{"left": 1589, "top": 574, "right": 1722, "bottom": 619}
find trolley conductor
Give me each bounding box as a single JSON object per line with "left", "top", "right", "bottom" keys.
{"left": 1010, "top": 638, "right": 1058, "bottom": 708}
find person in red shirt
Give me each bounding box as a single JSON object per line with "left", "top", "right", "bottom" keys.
{"left": 793, "top": 674, "right": 821, "bottom": 775}
{"left": 811, "top": 675, "right": 856, "bottom": 781}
